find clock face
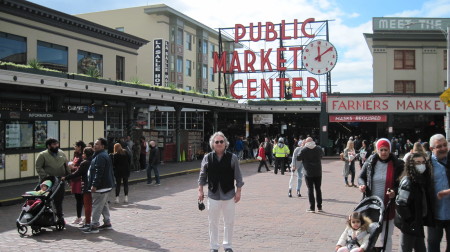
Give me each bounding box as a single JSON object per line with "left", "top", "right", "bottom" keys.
{"left": 302, "top": 39, "right": 337, "bottom": 75}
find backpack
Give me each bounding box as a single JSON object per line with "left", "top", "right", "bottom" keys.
{"left": 340, "top": 152, "right": 345, "bottom": 161}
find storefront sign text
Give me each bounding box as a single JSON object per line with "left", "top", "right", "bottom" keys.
{"left": 329, "top": 115, "right": 387, "bottom": 122}
{"left": 215, "top": 18, "right": 327, "bottom": 99}
{"left": 327, "top": 96, "right": 446, "bottom": 113}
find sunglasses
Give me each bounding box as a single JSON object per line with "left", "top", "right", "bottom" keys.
{"left": 214, "top": 140, "right": 224, "bottom": 144}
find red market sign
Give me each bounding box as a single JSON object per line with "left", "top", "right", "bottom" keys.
{"left": 329, "top": 115, "right": 387, "bottom": 122}
{"left": 327, "top": 96, "right": 446, "bottom": 113}
{"left": 214, "top": 18, "right": 331, "bottom": 99}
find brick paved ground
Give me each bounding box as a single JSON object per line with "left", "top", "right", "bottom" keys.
{"left": 0, "top": 159, "right": 446, "bottom": 251}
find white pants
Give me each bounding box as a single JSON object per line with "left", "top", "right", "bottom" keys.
{"left": 208, "top": 198, "right": 235, "bottom": 250}
{"left": 375, "top": 219, "right": 394, "bottom": 251}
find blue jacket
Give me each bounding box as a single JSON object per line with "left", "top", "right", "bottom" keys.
{"left": 88, "top": 150, "right": 115, "bottom": 192}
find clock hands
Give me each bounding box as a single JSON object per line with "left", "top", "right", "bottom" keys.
{"left": 314, "top": 47, "right": 333, "bottom": 62}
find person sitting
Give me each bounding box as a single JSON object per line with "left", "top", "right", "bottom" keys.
{"left": 336, "top": 212, "right": 372, "bottom": 252}
{"left": 24, "top": 180, "right": 52, "bottom": 196}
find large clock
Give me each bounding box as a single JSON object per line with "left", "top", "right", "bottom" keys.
{"left": 302, "top": 39, "right": 337, "bottom": 75}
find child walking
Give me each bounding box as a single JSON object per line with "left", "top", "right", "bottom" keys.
{"left": 336, "top": 212, "right": 372, "bottom": 252}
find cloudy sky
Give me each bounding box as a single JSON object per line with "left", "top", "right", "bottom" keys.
{"left": 29, "top": 0, "right": 450, "bottom": 94}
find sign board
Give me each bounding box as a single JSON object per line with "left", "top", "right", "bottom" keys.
{"left": 253, "top": 114, "right": 273, "bottom": 124}
{"left": 329, "top": 115, "right": 387, "bottom": 122}
{"left": 327, "top": 96, "right": 446, "bottom": 113}
{"left": 153, "top": 39, "right": 169, "bottom": 86}
{"left": 373, "top": 17, "right": 450, "bottom": 31}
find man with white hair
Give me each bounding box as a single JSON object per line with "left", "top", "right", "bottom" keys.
{"left": 198, "top": 131, "right": 244, "bottom": 252}
{"left": 427, "top": 133, "right": 450, "bottom": 252}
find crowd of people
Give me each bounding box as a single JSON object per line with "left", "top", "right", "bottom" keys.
{"left": 33, "top": 134, "right": 164, "bottom": 234}
{"left": 32, "top": 131, "right": 450, "bottom": 251}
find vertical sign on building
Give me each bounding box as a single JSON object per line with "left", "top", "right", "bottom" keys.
{"left": 154, "top": 39, "right": 163, "bottom": 86}
{"left": 164, "top": 40, "right": 169, "bottom": 86}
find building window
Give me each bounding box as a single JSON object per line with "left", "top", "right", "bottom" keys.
{"left": 394, "top": 80, "right": 416, "bottom": 93}
{"left": 77, "top": 50, "right": 103, "bottom": 77}
{"left": 115, "top": 27, "right": 124, "bottom": 32}
{"left": 185, "top": 33, "right": 192, "bottom": 50}
{"left": 202, "top": 40, "right": 208, "bottom": 54}
{"left": 116, "top": 56, "right": 125, "bottom": 81}
{"left": 202, "top": 64, "right": 207, "bottom": 79}
{"left": 210, "top": 67, "right": 214, "bottom": 81}
{"left": 394, "top": 50, "right": 415, "bottom": 69}
{"left": 210, "top": 44, "right": 215, "bottom": 59}
{"left": 445, "top": 50, "right": 447, "bottom": 70}
{"left": 186, "top": 60, "right": 192, "bottom": 76}
{"left": 0, "top": 32, "right": 27, "bottom": 64}
{"left": 177, "top": 28, "right": 183, "bottom": 46}
{"left": 176, "top": 56, "right": 183, "bottom": 73}
{"left": 37, "top": 41, "right": 68, "bottom": 72}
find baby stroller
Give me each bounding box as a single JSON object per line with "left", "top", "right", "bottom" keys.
{"left": 353, "top": 196, "right": 388, "bottom": 251}
{"left": 16, "top": 176, "right": 65, "bottom": 236}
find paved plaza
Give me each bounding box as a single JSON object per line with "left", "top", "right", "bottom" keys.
{"left": 0, "top": 159, "right": 447, "bottom": 251}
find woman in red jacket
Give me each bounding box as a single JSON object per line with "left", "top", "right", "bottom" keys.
{"left": 257, "top": 142, "right": 270, "bottom": 172}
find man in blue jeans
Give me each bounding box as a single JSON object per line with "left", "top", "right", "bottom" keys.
{"left": 82, "top": 138, "right": 115, "bottom": 234}
{"left": 428, "top": 133, "right": 450, "bottom": 252}
{"left": 147, "top": 140, "right": 161, "bottom": 185}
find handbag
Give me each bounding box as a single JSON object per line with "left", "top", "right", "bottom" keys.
{"left": 257, "top": 156, "right": 262, "bottom": 161}
{"left": 198, "top": 200, "right": 205, "bottom": 211}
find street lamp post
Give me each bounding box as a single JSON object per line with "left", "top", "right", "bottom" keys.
{"left": 446, "top": 27, "right": 450, "bottom": 142}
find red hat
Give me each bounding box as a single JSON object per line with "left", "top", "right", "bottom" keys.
{"left": 376, "top": 138, "right": 391, "bottom": 151}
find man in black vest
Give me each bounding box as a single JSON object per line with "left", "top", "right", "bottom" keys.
{"left": 198, "top": 131, "right": 244, "bottom": 252}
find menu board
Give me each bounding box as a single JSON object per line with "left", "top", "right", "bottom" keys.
{"left": 47, "top": 121, "right": 59, "bottom": 139}
{"left": 5, "top": 123, "right": 20, "bottom": 148}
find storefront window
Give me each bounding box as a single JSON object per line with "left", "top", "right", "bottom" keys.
{"left": 37, "top": 41, "right": 68, "bottom": 72}
{"left": 77, "top": 50, "right": 103, "bottom": 77}
{"left": 0, "top": 32, "right": 27, "bottom": 64}
{"left": 0, "top": 122, "right": 4, "bottom": 151}
{"left": 5, "top": 121, "right": 33, "bottom": 149}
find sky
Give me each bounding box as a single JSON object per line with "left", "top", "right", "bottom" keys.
{"left": 28, "top": 0, "right": 450, "bottom": 94}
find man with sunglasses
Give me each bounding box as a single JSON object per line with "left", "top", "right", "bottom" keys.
{"left": 427, "top": 133, "right": 450, "bottom": 252}
{"left": 198, "top": 131, "right": 244, "bottom": 252}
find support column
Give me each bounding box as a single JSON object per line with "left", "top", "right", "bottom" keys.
{"left": 319, "top": 94, "right": 329, "bottom": 155}
{"left": 213, "top": 110, "right": 218, "bottom": 133}
{"left": 175, "top": 106, "right": 182, "bottom": 162}
{"left": 387, "top": 114, "right": 394, "bottom": 140}
{"left": 125, "top": 102, "right": 134, "bottom": 137}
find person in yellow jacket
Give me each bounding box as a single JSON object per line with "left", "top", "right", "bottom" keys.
{"left": 273, "top": 137, "right": 290, "bottom": 175}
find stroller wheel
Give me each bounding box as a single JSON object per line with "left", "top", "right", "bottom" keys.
{"left": 31, "top": 227, "right": 41, "bottom": 236}
{"left": 17, "top": 225, "right": 27, "bottom": 236}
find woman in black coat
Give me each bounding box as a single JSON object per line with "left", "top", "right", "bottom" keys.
{"left": 395, "top": 152, "right": 434, "bottom": 252}
{"left": 112, "top": 143, "right": 131, "bottom": 204}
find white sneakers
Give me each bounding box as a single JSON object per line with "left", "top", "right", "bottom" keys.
{"left": 71, "top": 217, "right": 83, "bottom": 224}
{"left": 114, "top": 196, "right": 129, "bottom": 203}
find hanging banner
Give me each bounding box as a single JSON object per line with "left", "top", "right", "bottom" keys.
{"left": 154, "top": 39, "right": 163, "bottom": 86}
